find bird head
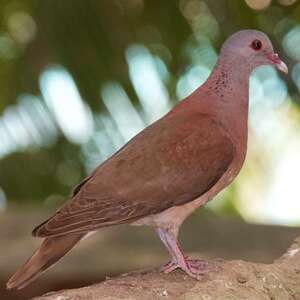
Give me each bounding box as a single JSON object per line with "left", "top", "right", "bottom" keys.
{"left": 221, "top": 30, "right": 288, "bottom": 74}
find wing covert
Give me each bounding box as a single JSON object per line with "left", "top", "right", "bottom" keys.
{"left": 33, "top": 112, "right": 235, "bottom": 237}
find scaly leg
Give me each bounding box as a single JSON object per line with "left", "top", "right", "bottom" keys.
{"left": 156, "top": 227, "right": 212, "bottom": 279}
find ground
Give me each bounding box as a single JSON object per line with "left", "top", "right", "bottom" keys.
{"left": 2, "top": 207, "right": 300, "bottom": 300}
{"left": 34, "top": 236, "right": 300, "bottom": 299}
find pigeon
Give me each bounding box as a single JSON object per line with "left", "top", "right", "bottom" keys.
{"left": 7, "top": 30, "right": 288, "bottom": 289}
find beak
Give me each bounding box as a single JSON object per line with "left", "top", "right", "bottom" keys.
{"left": 267, "top": 53, "right": 288, "bottom": 74}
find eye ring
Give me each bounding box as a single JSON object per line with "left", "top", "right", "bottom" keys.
{"left": 251, "top": 39, "right": 262, "bottom": 51}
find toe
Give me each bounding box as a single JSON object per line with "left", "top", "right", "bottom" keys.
{"left": 160, "top": 260, "right": 178, "bottom": 273}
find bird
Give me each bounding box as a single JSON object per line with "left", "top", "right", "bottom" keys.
{"left": 7, "top": 30, "right": 288, "bottom": 290}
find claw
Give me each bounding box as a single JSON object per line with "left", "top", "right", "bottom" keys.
{"left": 161, "top": 257, "right": 212, "bottom": 278}
{"left": 156, "top": 228, "right": 216, "bottom": 279}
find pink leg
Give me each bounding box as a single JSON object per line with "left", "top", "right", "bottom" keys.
{"left": 156, "top": 228, "right": 212, "bottom": 279}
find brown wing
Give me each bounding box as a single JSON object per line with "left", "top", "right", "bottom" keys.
{"left": 33, "top": 112, "right": 235, "bottom": 237}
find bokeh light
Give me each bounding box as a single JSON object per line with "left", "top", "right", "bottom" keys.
{"left": 283, "top": 25, "right": 300, "bottom": 60}
{"left": 245, "top": 0, "right": 272, "bottom": 10}
{"left": 101, "top": 81, "right": 145, "bottom": 142}
{"left": 0, "top": 1, "right": 299, "bottom": 228}
{"left": 40, "top": 66, "right": 94, "bottom": 145}
{"left": 7, "top": 11, "right": 36, "bottom": 45}
{"left": 126, "top": 44, "right": 171, "bottom": 123}
{"left": 278, "top": 0, "right": 298, "bottom": 6}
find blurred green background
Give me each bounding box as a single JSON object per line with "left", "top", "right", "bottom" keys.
{"left": 1, "top": 0, "right": 300, "bottom": 299}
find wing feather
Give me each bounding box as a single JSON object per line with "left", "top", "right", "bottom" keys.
{"left": 33, "top": 112, "right": 235, "bottom": 237}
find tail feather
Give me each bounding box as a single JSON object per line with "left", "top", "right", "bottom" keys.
{"left": 6, "top": 233, "right": 85, "bottom": 290}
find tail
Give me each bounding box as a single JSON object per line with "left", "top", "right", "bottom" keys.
{"left": 6, "top": 233, "right": 85, "bottom": 290}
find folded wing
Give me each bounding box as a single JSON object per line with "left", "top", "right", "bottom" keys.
{"left": 33, "top": 112, "right": 235, "bottom": 237}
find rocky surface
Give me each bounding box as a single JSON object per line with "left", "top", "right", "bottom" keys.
{"left": 34, "top": 237, "right": 300, "bottom": 300}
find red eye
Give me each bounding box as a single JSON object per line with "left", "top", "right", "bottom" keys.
{"left": 251, "top": 39, "right": 262, "bottom": 50}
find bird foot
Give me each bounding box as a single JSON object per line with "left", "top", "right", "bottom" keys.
{"left": 161, "top": 257, "right": 213, "bottom": 279}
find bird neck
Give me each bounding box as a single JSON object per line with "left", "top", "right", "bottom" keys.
{"left": 208, "top": 54, "right": 251, "bottom": 99}
{"left": 199, "top": 54, "right": 252, "bottom": 147}
{"left": 201, "top": 53, "right": 252, "bottom": 116}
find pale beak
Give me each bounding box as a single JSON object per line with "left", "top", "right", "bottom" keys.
{"left": 267, "top": 53, "right": 288, "bottom": 74}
